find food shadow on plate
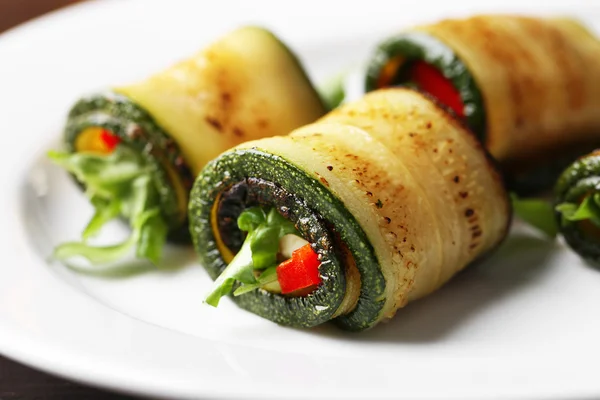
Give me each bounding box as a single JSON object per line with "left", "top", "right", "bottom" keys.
{"left": 20, "top": 149, "right": 197, "bottom": 280}
{"left": 57, "top": 245, "right": 197, "bottom": 279}
{"left": 309, "top": 231, "right": 560, "bottom": 343}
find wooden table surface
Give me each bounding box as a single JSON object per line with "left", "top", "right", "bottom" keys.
{"left": 0, "top": 1, "right": 143, "bottom": 398}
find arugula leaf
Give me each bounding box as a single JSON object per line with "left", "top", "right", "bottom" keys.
{"left": 48, "top": 146, "right": 169, "bottom": 265}
{"left": 249, "top": 209, "right": 298, "bottom": 269}
{"left": 137, "top": 212, "right": 169, "bottom": 265}
{"left": 556, "top": 193, "right": 600, "bottom": 227}
{"left": 205, "top": 236, "right": 256, "bottom": 307}
{"left": 233, "top": 267, "right": 279, "bottom": 296}
{"left": 82, "top": 196, "right": 121, "bottom": 239}
{"left": 237, "top": 207, "right": 267, "bottom": 232}
{"left": 53, "top": 236, "right": 137, "bottom": 264}
{"left": 204, "top": 207, "right": 298, "bottom": 306}
{"left": 319, "top": 70, "right": 347, "bottom": 110}
{"left": 250, "top": 226, "right": 281, "bottom": 269}
{"left": 510, "top": 193, "right": 558, "bottom": 238}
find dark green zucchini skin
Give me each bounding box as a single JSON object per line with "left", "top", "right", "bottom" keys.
{"left": 365, "top": 32, "right": 486, "bottom": 140}
{"left": 554, "top": 151, "right": 600, "bottom": 262}
{"left": 189, "top": 148, "right": 386, "bottom": 330}
{"left": 508, "top": 148, "right": 592, "bottom": 196}
{"left": 64, "top": 91, "right": 194, "bottom": 241}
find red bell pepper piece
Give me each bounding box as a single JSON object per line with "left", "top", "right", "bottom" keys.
{"left": 276, "top": 244, "right": 321, "bottom": 294}
{"left": 99, "top": 129, "right": 121, "bottom": 151}
{"left": 410, "top": 61, "right": 465, "bottom": 118}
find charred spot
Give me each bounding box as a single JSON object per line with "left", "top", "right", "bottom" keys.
{"left": 472, "top": 230, "right": 482, "bottom": 239}
{"left": 279, "top": 205, "right": 290, "bottom": 216}
{"left": 206, "top": 116, "right": 223, "bottom": 132}
{"left": 409, "top": 132, "right": 417, "bottom": 138}
{"left": 327, "top": 165, "right": 333, "bottom": 171}
{"left": 221, "top": 92, "right": 232, "bottom": 104}
{"left": 515, "top": 116, "right": 525, "bottom": 128}
{"left": 355, "top": 179, "right": 360, "bottom": 184}
{"left": 453, "top": 176, "right": 460, "bottom": 183}
{"left": 459, "top": 191, "right": 468, "bottom": 199}
{"left": 128, "top": 125, "right": 144, "bottom": 139}
{"left": 316, "top": 173, "right": 329, "bottom": 187}
{"left": 410, "top": 245, "right": 415, "bottom": 252}
{"left": 170, "top": 156, "right": 184, "bottom": 167}
{"left": 384, "top": 217, "right": 391, "bottom": 224}
{"left": 257, "top": 118, "right": 269, "bottom": 129}
{"left": 375, "top": 199, "right": 383, "bottom": 209}
{"left": 164, "top": 138, "right": 177, "bottom": 150}
{"left": 465, "top": 208, "right": 474, "bottom": 217}
{"left": 403, "top": 237, "right": 407, "bottom": 242}
{"left": 232, "top": 127, "right": 244, "bottom": 137}
{"left": 366, "top": 191, "right": 373, "bottom": 197}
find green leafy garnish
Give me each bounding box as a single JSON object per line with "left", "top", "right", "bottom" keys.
{"left": 556, "top": 193, "right": 600, "bottom": 227}
{"left": 319, "top": 70, "right": 347, "bottom": 110}
{"left": 48, "top": 146, "right": 168, "bottom": 265}
{"left": 232, "top": 267, "right": 278, "bottom": 296}
{"left": 510, "top": 193, "right": 558, "bottom": 238}
{"left": 205, "top": 207, "right": 298, "bottom": 307}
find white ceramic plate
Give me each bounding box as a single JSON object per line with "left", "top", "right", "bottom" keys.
{"left": 2, "top": 0, "right": 600, "bottom": 398}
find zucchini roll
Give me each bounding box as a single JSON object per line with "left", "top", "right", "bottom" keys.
{"left": 190, "top": 88, "right": 510, "bottom": 330}
{"left": 365, "top": 15, "right": 600, "bottom": 193}
{"left": 555, "top": 150, "right": 600, "bottom": 262}
{"left": 49, "top": 26, "right": 326, "bottom": 264}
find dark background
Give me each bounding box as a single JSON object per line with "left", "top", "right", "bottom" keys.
{"left": 0, "top": 1, "right": 141, "bottom": 398}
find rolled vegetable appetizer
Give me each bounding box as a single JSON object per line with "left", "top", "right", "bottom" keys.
{"left": 365, "top": 15, "right": 600, "bottom": 193}
{"left": 49, "top": 26, "right": 326, "bottom": 264}
{"left": 555, "top": 150, "right": 600, "bottom": 262}
{"left": 190, "top": 88, "right": 510, "bottom": 330}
